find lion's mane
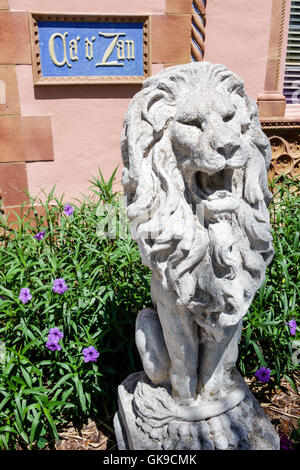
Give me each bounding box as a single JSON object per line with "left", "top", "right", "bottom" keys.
{"left": 121, "top": 62, "right": 273, "bottom": 326}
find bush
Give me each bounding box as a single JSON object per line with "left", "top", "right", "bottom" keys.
{"left": 0, "top": 170, "right": 151, "bottom": 449}
{"left": 0, "top": 170, "right": 298, "bottom": 449}
{"left": 238, "top": 177, "right": 300, "bottom": 387}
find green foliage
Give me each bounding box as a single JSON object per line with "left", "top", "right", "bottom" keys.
{"left": 0, "top": 170, "right": 151, "bottom": 449}
{"left": 238, "top": 177, "right": 300, "bottom": 385}
{"left": 0, "top": 170, "right": 298, "bottom": 449}
{"left": 291, "top": 419, "right": 300, "bottom": 444}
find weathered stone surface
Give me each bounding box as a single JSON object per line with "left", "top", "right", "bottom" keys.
{"left": 114, "top": 372, "right": 279, "bottom": 450}
{"left": 116, "top": 62, "right": 279, "bottom": 450}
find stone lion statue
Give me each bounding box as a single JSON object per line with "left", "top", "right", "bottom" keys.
{"left": 121, "top": 62, "right": 274, "bottom": 423}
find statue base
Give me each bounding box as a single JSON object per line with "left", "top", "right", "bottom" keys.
{"left": 113, "top": 371, "right": 279, "bottom": 450}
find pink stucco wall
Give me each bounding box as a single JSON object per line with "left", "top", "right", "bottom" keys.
{"left": 16, "top": 65, "right": 163, "bottom": 201}
{"left": 9, "top": 0, "right": 166, "bottom": 14}
{"left": 204, "top": 0, "right": 273, "bottom": 100}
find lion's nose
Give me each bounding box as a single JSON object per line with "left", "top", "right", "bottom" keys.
{"left": 217, "top": 141, "right": 240, "bottom": 159}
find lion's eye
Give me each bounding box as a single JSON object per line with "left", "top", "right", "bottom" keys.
{"left": 222, "top": 111, "right": 235, "bottom": 123}
{"left": 178, "top": 119, "right": 205, "bottom": 130}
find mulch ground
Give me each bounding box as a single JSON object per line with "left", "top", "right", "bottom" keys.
{"left": 51, "top": 419, "right": 113, "bottom": 451}
{"left": 44, "top": 372, "right": 299, "bottom": 451}
{"left": 245, "top": 371, "right": 300, "bottom": 450}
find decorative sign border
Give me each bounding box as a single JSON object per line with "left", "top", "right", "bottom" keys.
{"left": 29, "top": 13, "right": 152, "bottom": 85}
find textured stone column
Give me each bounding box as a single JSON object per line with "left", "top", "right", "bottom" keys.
{"left": 114, "top": 62, "right": 280, "bottom": 450}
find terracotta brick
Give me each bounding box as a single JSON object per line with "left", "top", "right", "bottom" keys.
{"left": 152, "top": 14, "right": 191, "bottom": 64}
{"left": 4, "top": 204, "right": 31, "bottom": 227}
{"left": 0, "top": 65, "right": 20, "bottom": 115}
{"left": 0, "top": 115, "right": 53, "bottom": 163}
{"left": 3, "top": 203, "right": 49, "bottom": 227}
{"left": 163, "top": 63, "right": 181, "bottom": 68}
{"left": 3, "top": 204, "right": 50, "bottom": 229}
{"left": 258, "top": 99, "right": 286, "bottom": 118}
{"left": 0, "top": 162, "right": 29, "bottom": 207}
{"left": 0, "top": 12, "right": 31, "bottom": 64}
{"left": 166, "top": 0, "right": 192, "bottom": 14}
{"left": 22, "top": 116, "right": 54, "bottom": 162}
{"left": 0, "top": 0, "right": 9, "bottom": 10}
{"left": 0, "top": 116, "right": 26, "bottom": 162}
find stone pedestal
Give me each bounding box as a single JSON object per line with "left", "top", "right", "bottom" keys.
{"left": 114, "top": 371, "right": 279, "bottom": 450}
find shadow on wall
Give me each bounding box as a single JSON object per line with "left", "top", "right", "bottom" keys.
{"left": 34, "top": 84, "right": 143, "bottom": 100}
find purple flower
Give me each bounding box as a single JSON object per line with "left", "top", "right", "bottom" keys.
{"left": 82, "top": 346, "right": 99, "bottom": 363}
{"left": 34, "top": 230, "right": 46, "bottom": 241}
{"left": 48, "top": 327, "right": 64, "bottom": 343}
{"left": 64, "top": 204, "right": 74, "bottom": 217}
{"left": 287, "top": 318, "right": 297, "bottom": 336}
{"left": 46, "top": 327, "right": 63, "bottom": 351}
{"left": 46, "top": 337, "right": 62, "bottom": 352}
{"left": 19, "top": 288, "right": 32, "bottom": 304}
{"left": 279, "top": 433, "right": 294, "bottom": 450}
{"left": 255, "top": 366, "right": 271, "bottom": 383}
{"left": 52, "top": 278, "right": 68, "bottom": 294}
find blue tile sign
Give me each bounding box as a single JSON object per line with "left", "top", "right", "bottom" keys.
{"left": 30, "top": 14, "right": 151, "bottom": 85}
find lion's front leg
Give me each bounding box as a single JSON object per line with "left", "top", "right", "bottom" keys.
{"left": 155, "top": 296, "right": 199, "bottom": 406}
{"left": 197, "top": 321, "right": 242, "bottom": 399}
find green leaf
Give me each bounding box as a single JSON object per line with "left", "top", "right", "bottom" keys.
{"left": 20, "top": 365, "right": 32, "bottom": 388}
{"left": 73, "top": 374, "right": 87, "bottom": 413}
{"left": 51, "top": 373, "right": 73, "bottom": 393}
{"left": 0, "top": 426, "right": 17, "bottom": 434}
{"left": 291, "top": 428, "right": 300, "bottom": 442}
{"left": 0, "top": 394, "right": 12, "bottom": 412}
{"left": 244, "top": 327, "right": 252, "bottom": 348}
{"left": 41, "top": 406, "right": 59, "bottom": 441}
{"left": 283, "top": 374, "right": 297, "bottom": 393}
{"left": 36, "top": 437, "right": 48, "bottom": 449}
{"left": 251, "top": 342, "right": 267, "bottom": 367}
{"left": 30, "top": 411, "right": 42, "bottom": 446}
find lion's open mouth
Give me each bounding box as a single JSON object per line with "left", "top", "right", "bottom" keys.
{"left": 194, "top": 168, "right": 234, "bottom": 200}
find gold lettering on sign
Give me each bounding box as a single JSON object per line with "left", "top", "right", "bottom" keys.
{"left": 117, "top": 40, "right": 125, "bottom": 61}
{"left": 49, "top": 32, "right": 71, "bottom": 68}
{"left": 85, "top": 36, "right": 96, "bottom": 61}
{"left": 96, "top": 32, "right": 126, "bottom": 67}
{"left": 126, "top": 40, "right": 135, "bottom": 60}
{"left": 69, "top": 36, "right": 80, "bottom": 62}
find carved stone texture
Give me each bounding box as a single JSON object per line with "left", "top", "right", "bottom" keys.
{"left": 263, "top": 129, "right": 300, "bottom": 182}
{"left": 116, "top": 62, "right": 279, "bottom": 450}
